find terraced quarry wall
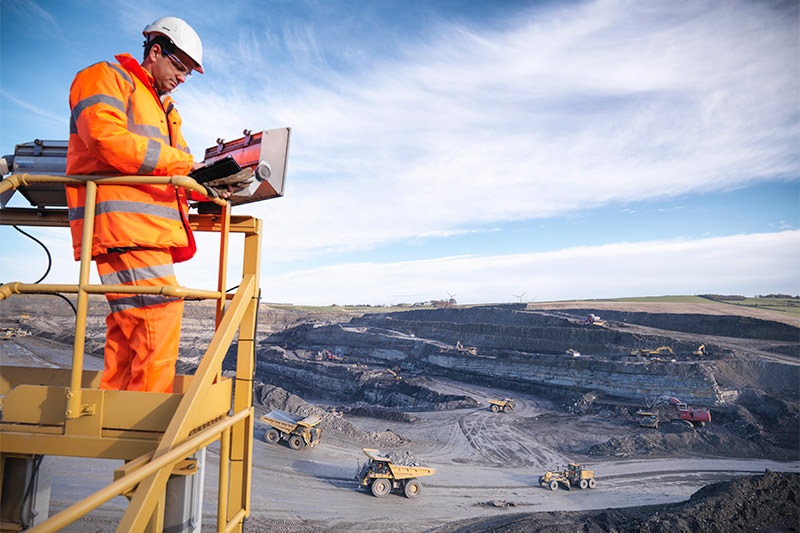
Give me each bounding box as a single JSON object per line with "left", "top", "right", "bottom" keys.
{"left": 424, "top": 352, "right": 720, "bottom": 405}
{"left": 257, "top": 304, "right": 798, "bottom": 408}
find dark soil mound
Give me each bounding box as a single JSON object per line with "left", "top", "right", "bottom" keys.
{"left": 432, "top": 470, "right": 799, "bottom": 532}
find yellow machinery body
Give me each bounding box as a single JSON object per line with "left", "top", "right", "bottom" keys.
{"left": 356, "top": 448, "right": 435, "bottom": 499}
{"left": 488, "top": 398, "right": 515, "bottom": 413}
{"left": 0, "top": 171, "right": 263, "bottom": 532}
{"left": 539, "top": 463, "right": 597, "bottom": 491}
{"left": 636, "top": 410, "right": 659, "bottom": 428}
{"left": 260, "top": 410, "right": 322, "bottom": 450}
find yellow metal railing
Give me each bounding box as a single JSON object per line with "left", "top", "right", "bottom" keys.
{"left": 0, "top": 173, "right": 259, "bottom": 532}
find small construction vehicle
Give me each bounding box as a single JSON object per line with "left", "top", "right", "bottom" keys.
{"left": 539, "top": 463, "right": 597, "bottom": 491}
{"left": 582, "top": 314, "right": 607, "bottom": 327}
{"left": 693, "top": 344, "right": 707, "bottom": 356}
{"left": 636, "top": 410, "right": 659, "bottom": 428}
{"left": 356, "top": 448, "right": 435, "bottom": 498}
{"left": 260, "top": 409, "right": 322, "bottom": 450}
{"left": 456, "top": 341, "right": 477, "bottom": 355}
{"left": 488, "top": 398, "right": 514, "bottom": 413}
{"left": 384, "top": 368, "right": 402, "bottom": 380}
{"left": 631, "top": 346, "right": 674, "bottom": 357}
{"left": 316, "top": 349, "right": 346, "bottom": 361}
{"left": 656, "top": 396, "right": 711, "bottom": 427}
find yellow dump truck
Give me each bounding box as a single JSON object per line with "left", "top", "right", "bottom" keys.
{"left": 260, "top": 409, "right": 322, "bottom": 450}
{"left": 636, "top": 410, "right": 659, "bottom": 428}
{"left": 488, "top": 398, "right": 515, "bottom": 413}
{"left": 356, "top": 448, "right": 435, "bottom": 498}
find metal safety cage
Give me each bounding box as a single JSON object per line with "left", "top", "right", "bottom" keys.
{"left": 0, "top": 172, "right": 261, "bottom": 532}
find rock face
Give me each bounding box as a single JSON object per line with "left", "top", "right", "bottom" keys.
{"left": 258, "top": 304, "right": 799, "bottom": 407}
{"left": 432, "top": 471, "right": 800, "bottom": 533}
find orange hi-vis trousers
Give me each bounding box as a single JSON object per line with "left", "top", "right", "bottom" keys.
{"left": 95, "top": 248, "right": 183, "bottom": 392}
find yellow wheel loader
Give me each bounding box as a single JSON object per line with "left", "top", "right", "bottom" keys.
{"left": 539, "top": 463, "right": 597, "bottom": 490}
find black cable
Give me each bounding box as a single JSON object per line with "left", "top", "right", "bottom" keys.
{"left": 10, "top": 225, "right": 77, "bottom": 316}
{"left": 48, "top": 293, "right": 77, "bottom": 315}
{"left": 18, "top": 454, "right": 44, "bottom": 529}
{"left": 13, "top": 225, "right": 51, "bottom": 284}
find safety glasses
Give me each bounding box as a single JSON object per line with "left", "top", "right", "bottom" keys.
{"left": 162, "top": 48, "right": 192, "bottom": 79}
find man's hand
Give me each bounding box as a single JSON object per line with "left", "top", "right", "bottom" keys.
{"left": 202, "top": 184, "right": 220, "bottom": 198}
{"left": 204, "top": 168, "right": 255, "bottom": 191}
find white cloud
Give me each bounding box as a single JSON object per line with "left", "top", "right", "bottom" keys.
{"left": 245, "top": 230, "right": 800, "bottom": 305}
{"left": 8, "top": 228, "right": 794, "bottom": 307}
{"left": 0, "top": 89, "right": 68, "bottom": 125}
{"left": 177, "top": 0, "right": 798, "bottom": 263}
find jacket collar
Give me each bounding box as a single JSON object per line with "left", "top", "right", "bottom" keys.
{"left": 115, "top": 53, "right": 172, "bottom": 104}
{"left": 115, "top": 53, "right": 155, "bottom": 89}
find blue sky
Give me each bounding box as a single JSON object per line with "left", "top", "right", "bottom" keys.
{"left": 1, "top": 0, "right": 798, "bottom": 305}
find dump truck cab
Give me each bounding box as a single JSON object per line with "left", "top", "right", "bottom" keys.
{"left": 260, "top": 409, "right": 322, "bottom": 450}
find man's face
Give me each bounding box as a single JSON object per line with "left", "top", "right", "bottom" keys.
{"left": 150, "top": 44, "right": 194, "bottom": 93}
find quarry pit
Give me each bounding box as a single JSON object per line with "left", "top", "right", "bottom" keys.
{"left": 1, "top": 297, "right": 798, "bottom": 531}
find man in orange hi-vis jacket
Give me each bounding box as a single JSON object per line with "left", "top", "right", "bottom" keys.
{"left": 65, "top": 16, "right": 208, "bottom": 393}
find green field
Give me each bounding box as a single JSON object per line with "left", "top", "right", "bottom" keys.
{"left": 709, "top": 297, "right": 800, "bottom": 316}
{"left": 266, "top": 294, "right": 800, "bottom": 318}
{"left": 606, "top": 295, "right": 800, "bottom": 317}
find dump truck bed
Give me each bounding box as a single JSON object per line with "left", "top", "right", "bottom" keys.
{"left": 362, "top": 448, "right": 435, "bottom": 479}
{"left": 260, "top": 409, "right": 321, "bottom": 433}
{"left": 387, "top": 464, "right": 435, "bottom": 479}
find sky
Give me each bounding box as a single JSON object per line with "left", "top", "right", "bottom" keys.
{"left": 1, "top": 0, "right": 798, "bottom": 306}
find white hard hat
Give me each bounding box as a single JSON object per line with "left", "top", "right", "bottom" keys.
{"left": 143, "top": 16, "right": 204, "bottom": 74}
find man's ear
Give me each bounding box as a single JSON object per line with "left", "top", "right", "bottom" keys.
{"left": 148, "top": 43, "right": 162, "bottom": 62}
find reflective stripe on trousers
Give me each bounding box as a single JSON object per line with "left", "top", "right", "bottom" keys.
{"left": 95, "top": 248, "right": 183, "bottom": 392}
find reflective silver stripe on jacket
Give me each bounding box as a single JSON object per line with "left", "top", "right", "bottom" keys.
{"left": 129, "top": 121, "right": 170, "bottom": 144}
{"left": 127, "top": 94, "right": 170, "bottom": 144}
{"left": 105, "top": 62, "right": 133, "bottom": 86}
{"left": 108, "top": 294, "right": 181, "bottom": 313}
{"left": 67, "top": 200, "right": 181, "bottom": 222}
{"left": 70, "top": 94, "right": 126, "bottom": 134}
{"left": 100, "top": 263, "right": 175, "bottom": 285}
{"left": 137, "top": 139, "right": 161, "bottom": 173}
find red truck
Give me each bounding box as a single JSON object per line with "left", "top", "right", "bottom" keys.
{"left": 659, "top": 396, "right": 711, "bottom": 427}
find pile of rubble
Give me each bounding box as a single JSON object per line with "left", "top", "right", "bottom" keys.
{"left": 434, "top": 471, "right": 799, "bottom": 532}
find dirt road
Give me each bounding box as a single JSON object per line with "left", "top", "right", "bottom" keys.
{"left": 36, "top": 373, "right": 798, "bottom": 532}
{"left": 45, "top": 402, "right": 798, "bottom": 532}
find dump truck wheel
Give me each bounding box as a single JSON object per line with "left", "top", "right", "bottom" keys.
{"left": 265, "top": 429, "right": 280, "bottom": 444}
{"left": 491, "top": 405, "right": 499, "bottom": 413}
{"left": 538, "top": 476, "right": 544, "bottom": 485}
{"left": 371, "top": 478, "right": 391, "bottom": 498}
{"left": 404, "top": 479, "right": 422, "bottom": 499}
{"left": 549, "top": 480, "right": 559, "bottom": 491}
{"left": 579, "top": 479, "right": 588, "bottom": 490}
{"left": 588, "top": 478, "right": 596, "bottom": 489}
{"left": 503, "top": 405, "right": 512, "bottom": 412}
{"left": 288, "top": 435, "right": 305, "bottom": 450}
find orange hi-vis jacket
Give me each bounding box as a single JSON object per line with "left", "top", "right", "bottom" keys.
{"left": 66, "top": 53, "right": 199, "bottom": 263}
